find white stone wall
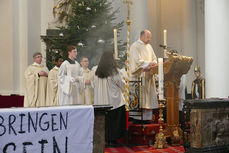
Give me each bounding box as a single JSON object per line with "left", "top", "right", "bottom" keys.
{"left": 205, "top": 0, "right": 229, "bottom": 98}
{"left": 0, "top": 0, "right": 53, "bottom": 95}
{"left": 147, "top": 0, "right": 205, "bottom": 93}
{"left": 0, "top": 0, "right": 14, "bottom": 95}
{"left": 2, "top": 0, "right": 226, "bottom": 98}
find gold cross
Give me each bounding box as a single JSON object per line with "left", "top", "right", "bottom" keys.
{"left": 123, "top": 0, "right": 132, "bottom": 18}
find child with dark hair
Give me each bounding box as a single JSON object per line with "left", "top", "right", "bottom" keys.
{"left": 46, "top": 56, "right": 63, "bottom": 106}
{"left": 95, "top": 51, "right": 126, "bottom": 146}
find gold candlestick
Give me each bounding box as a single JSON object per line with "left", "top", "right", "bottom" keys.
{"left": 154, "top": 99, "right": 168, "bottom": 149}
{"left": 123, "top": 0, "right": 132, "bottom": 111}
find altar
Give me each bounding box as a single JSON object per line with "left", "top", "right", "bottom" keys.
{"left": 183, "top": 99, "right": 229, "bottom": 152}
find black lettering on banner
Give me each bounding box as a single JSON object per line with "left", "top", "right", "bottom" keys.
{"left": 51, "top": 114, "right": 58, "bottom": 131}
{"left": 39, "top": 139, "right": 48, "bottom": 153}
{"left": 65, "top": 137, "right": 68, "bottom": 153}
{"left": 23, "top": 142, "right": 33, "bottom": 153}
{"left": 28, "top": 112, "right": 38, "bottom": 133}
{"left": 39, "top": 113, "right": 49, "bottom": 131}
{"left": 3, "top": 142, "right": 16, "bottom": 153}
{"left": 52, "top": 136, "right": 68, "bottom": 153}
{"left": 19, "top": 113, "right": 26, "bottom": 134}
{"left": 9, "top": 114, "right": 17, "bottom": 136}
{"left": 60, "top": 112, "right": 68, "bottom": 130}
{"left": 53, "top": 136, "right": 61, "bottom": 153}
{"left": 0, "top": 115, "right": 6, "bottom": 136}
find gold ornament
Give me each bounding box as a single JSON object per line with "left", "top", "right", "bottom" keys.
{"left": 194, "top": 66, "right": 200, "bottom": 72}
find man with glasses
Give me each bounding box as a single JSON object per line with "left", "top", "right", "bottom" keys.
{"left": 24, "top": 52, "right": 49, "bottom": 107}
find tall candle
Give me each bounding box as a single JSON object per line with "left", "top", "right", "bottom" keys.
{"left": 113, "top": 28, "right": 118, "bottom": 59}
{"left": 163, "top": 29, "right": 167, "bottom": 46}
{"left": 158, "top": 58, "right": 164, "bottom": 100}
{"left": 163, "top": 29, "right": 168, "bottom": 58}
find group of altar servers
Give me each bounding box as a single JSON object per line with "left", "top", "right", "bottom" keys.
{"left": 25, "top": 29, "right": 203, "bottom": 144}
{"left": 24, "top": 29, "right": 158, "bottom": 112}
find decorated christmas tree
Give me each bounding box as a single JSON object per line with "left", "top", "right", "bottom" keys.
{"left": 44, "top": 0, "right": 125, "bottom": 69}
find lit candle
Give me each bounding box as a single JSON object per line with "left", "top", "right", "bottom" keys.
{"left": 163, "top": 29, "right": 167, "bottom": 46}
{"left": 113, "top": 28, "right": 118, "bottom": 59}
{"left": 158, "top": 58, "right": 164, "bottom": 100}
{"left": 163, "top": 29, "right": 168, "bottom": 58}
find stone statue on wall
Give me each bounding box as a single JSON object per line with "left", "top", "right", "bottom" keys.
{"left": 48, "top": 0, "right": 72, "bottom": 29}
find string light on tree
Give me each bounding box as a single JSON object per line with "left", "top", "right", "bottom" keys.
{"left": 59, "top": 32, "right": 64, "bottom": 37}
{"left": 91, "top": 25, "right": 96, "bottom": 28}
{"left": 77, "top": 42, "right": 84, "bottom": 47}
{"left": 97, "top": 39, "right": 105, "bottom": 44}
{"left": 86, "top": 7, "right": 91, "bottom": 11}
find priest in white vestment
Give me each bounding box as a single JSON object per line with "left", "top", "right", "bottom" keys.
{"left": 24, "top": 52, "right": 49, "bottom": 107}
{"left": 129, "top": 29, "right": 158, "bottom": 121}
{"left": 58, "top": 46, "right": 84, "bottom": 105}
{"left": 80, "top": 57, "right": 93, "bottom": 104}
{"left": 46, "top": 56, "right": 63, "bottom": 106}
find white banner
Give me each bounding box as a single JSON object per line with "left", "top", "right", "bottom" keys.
{"left": 0, "top": 105, "right": 94, "bottom": 153}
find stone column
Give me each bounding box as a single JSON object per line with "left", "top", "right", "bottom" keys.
{"left": 205, "top": 0, "right": 229, "bottom": 98}
{"left": 13, "top": 0, "right": 29, "bottom": 95}
{"left": 0, "top": 0, "right": 14, "bottom": 95}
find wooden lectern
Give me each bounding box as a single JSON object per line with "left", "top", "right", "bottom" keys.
{"left": 151, "top": 53, "right": 193, "bottom": 144}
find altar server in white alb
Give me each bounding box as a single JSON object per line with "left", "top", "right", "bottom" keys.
{"left": 24, "top": 52, "right": 49, "bottom": 107}
{"left": 46, "top": 56, "right": 63, "bottom": 106}
{"left": 129, "top": 29, "right": 158, "bottom": 121}
{"left": 95, "top": 51, "right": 126, "bottom": 143}
{"left": 58, "top": 45, "right": 84, "bottom": 105}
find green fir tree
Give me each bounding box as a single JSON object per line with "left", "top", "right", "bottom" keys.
{"left": 44, "top": 0, "right": 126, "bottom": 69}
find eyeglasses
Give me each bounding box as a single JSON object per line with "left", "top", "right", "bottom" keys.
{"left": 35, "top": 56, "right": 43, "bottom": 58}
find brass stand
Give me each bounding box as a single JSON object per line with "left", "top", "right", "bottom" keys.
{"left": 154, "top": 99, "right": 168, "bottom": 149}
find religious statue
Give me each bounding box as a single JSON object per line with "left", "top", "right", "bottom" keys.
{"left": 191, "top": 66, "right": 205, "bottom": 99}
{"left": 48, "top": 0, "right": 72, "bottom": 29}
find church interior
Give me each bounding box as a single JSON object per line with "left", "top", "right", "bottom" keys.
{"left": 0, "top": 0, "right": 229, "bottom": 153}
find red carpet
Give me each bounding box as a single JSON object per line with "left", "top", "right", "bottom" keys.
{"left": 105, "top": 145, "right": 185, "bottom": 153}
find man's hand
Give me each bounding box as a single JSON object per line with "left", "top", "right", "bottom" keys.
{"left": 85, "top": 79, "right": 91, "bottom": 85}
{"left": 149, "top": 62, "right": 157, "bottom": 67}
{"left": 143, "top": 62, "right": 157, "bottom": 72}
{"left": 39, "top": 71, "right": 48, "bottom": 77}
